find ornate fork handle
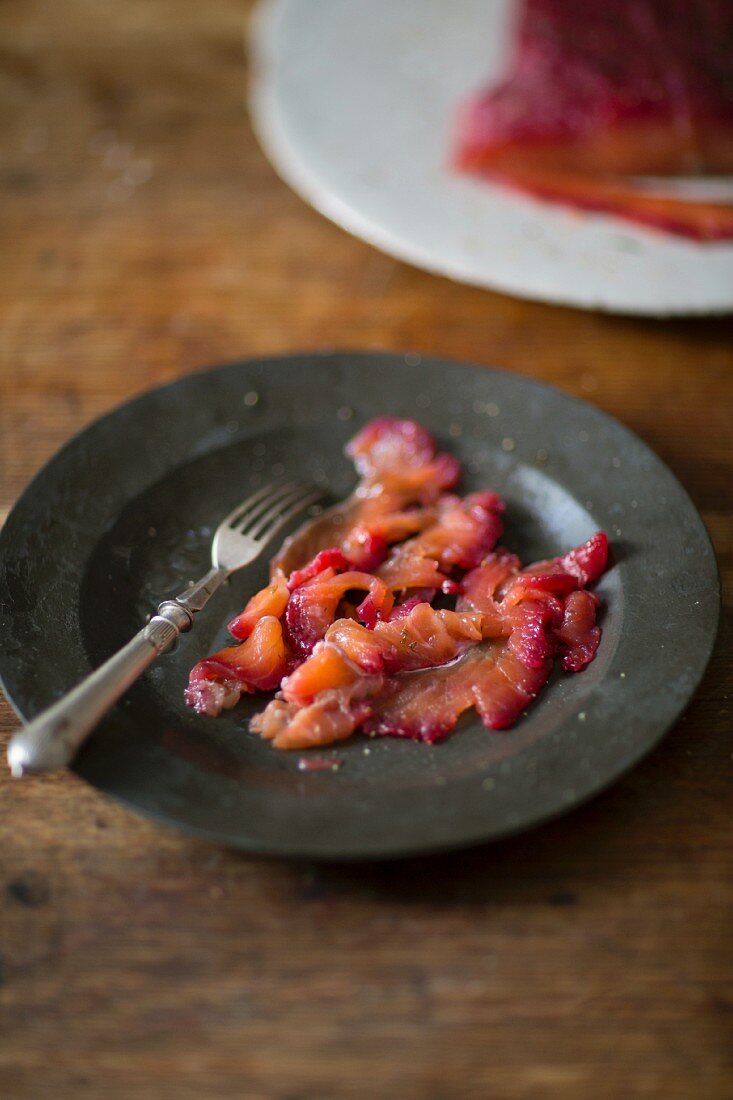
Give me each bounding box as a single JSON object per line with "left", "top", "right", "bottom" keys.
{"left": 7, "top": 567, "right": 227, "bottom": 777}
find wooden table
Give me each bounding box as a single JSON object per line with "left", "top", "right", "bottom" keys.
{"left": 1, "top": 4, "right": 731, "bottom": 1097}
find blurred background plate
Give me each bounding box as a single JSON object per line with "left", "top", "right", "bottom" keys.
{"left": 250, "top": 0, "right": 733, "bottom": 316}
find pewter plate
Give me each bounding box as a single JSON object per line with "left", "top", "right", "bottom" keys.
{"left": 0, "top": 353, "right": 719, "bottom": 858}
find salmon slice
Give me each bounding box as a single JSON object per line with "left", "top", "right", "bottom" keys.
{"left": 554, "top": 590, "right": 602, "bottom": 673}
{"left": 185, "top": 616, "right": 290, "bottom": 716}
{"left": 488, "top": 168, "right": 733, "bottom": 241}
{"left": 227, "top": 579, "right": 290, "bottom": 641}
{"left": 366, "top": 643, "right": 552, "bottom": 741}
{"left": 377, "top": 492, "right": 504, "bottom": 590}
{"left": 455, "top": 0, "right": 733, "bottom": 239}
{"left": 251, "top": 693, "right": 376, "bottom": 750}
{"left": 338, "top": 603, "right": 484, "bottom": 675}
{"left": 273, "top": 418, "right": 459, "bottom": 576}
{"left": 544, "top": 530, "right": 609, "bottom": 588}
{"left": 285, "top": 568, "right": 394, "bottom": 655}
{"left": 365, "top": 651, "right": 486, "bottom": 744}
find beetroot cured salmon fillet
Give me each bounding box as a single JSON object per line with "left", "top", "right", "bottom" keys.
{"left": 455, "top": 0, "right": 733, "bottom": 239}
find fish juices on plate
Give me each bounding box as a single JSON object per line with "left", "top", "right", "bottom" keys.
{"left": 186, "top": 419, "right": 609, "bottom": 750}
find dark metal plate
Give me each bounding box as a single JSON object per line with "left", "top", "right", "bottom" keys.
{"left": 0, "top": 353, "right": 720, "bottom": 858}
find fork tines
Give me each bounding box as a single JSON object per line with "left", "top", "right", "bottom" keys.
{"left": 225, "top": 480, "right": 322, "bottom": 542}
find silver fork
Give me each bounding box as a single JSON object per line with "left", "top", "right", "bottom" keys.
{"left": 7, "top": 480, "right": 323, "bottom": 777}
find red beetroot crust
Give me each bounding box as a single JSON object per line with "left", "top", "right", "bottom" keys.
{"left": 455, "top": 0, "right": 733, "bottom": 240}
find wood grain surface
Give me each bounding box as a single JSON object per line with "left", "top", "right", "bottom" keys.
{"left": 1, "top": 3, "right": 731, "bottom": 1098}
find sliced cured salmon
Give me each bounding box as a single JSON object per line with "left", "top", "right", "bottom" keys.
{"left": 186, "top": 418, "right": 610, "bottom": 749}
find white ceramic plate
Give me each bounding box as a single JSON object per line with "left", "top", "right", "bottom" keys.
{"left": 249, "top": 0, "right": 733, "bottom": 316}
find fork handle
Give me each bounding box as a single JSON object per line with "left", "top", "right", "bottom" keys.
{"left": 7, "top": 572, "right": 226, "bottom": 776}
